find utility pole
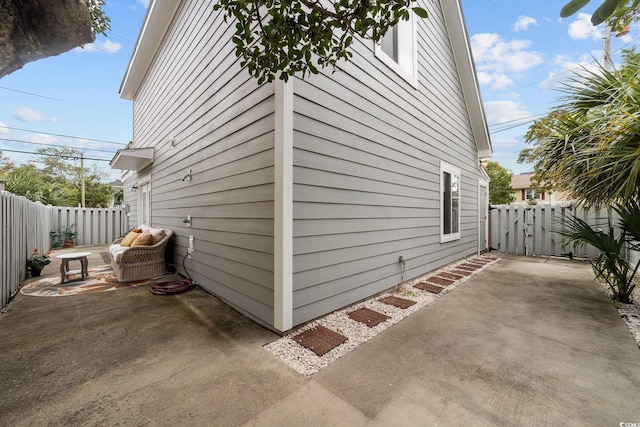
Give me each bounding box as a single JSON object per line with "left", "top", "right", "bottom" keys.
{"left": 80, "top": 152, "right": 85, "bottom": 208}
{"left": 603, "top": 24, "right": 613, "bottom": 71}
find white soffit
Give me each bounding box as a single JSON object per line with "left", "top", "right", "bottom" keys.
{"left": 109, "top": 147, "right": 154, "bottom": 171}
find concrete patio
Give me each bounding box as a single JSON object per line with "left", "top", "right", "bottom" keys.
{"left": 1, "top": 253, "right": 639, "bottom": 425}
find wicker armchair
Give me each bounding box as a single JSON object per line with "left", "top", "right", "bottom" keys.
{"left": 109, "top": 228, "right": 173, "bottom": 282}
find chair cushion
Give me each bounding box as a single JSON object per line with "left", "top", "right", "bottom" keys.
{"left": 109, "top": 244, "right": 128, "bottom": 262}
{"left": 132, "top": 230, "right": 153, "bottom": 246}
{"left": 120, "top": 231, "right": 141, "bottom": 247}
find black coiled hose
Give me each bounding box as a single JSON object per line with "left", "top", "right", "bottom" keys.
{"left": 150, "top": 253, "right": 195, "bottom": 295}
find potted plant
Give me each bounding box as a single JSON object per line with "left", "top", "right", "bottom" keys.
{"left": 62, "top": 224, "right": 78, "bottom": 248}
{"left": 26, "top": 248, "right": 51, "bottom": 277}
{"left": 51, "top": 225, "right": 78, "bottom": 248}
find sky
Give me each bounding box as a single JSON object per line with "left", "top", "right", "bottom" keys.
{"left": 0, "top": 0, "right": 637, "bottom": 181}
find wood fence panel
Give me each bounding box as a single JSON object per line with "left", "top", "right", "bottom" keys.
{"left": 490, "top": 204, "right": 622, "bottom": 259}
{"left": 1, "top": 193, "right": 128, "bottom": 309}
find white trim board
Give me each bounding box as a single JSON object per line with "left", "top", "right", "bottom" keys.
{"left": 274, "top": 79, "right": 294, "bottom": 332}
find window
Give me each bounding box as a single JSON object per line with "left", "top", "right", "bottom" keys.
{"left": 441, "top": 162, "right": 461, "bottom": 242}
{"left": 137, "top": 173, "right": 151, "bottom": 226}
{"left": 375, "top": 13, "right": 417, "bottom": 86}
{"left": 525, "top": 189, "right": 541, "bottom": 200}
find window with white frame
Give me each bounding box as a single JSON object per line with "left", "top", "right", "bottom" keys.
{"left": 525, "top": 189, "right": 541, "bottom": 200}
{"left": 375, "top": 14, "right": 417, "bottom": 85}
{"left": 440, "top": 162, "right": 461, "bottom": 242}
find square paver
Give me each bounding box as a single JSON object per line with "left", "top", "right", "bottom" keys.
{"left": 414, "top": 282, "right": 445, "bottom": 294}
{"left": 292, "top": 325, "right": 348, "bottom": 356}
{"left": 378, "top": 296, "right": 417, "bottom": 309}
{"left": 438, "top": 271, "right": 464, "bottom": 281}
{"left": 451, "top": 269, "right": 473, "bottom": 276}
{"left": 425, "top": 276, "right": 455, "bottom": 287}
{"left": 348, "top": 307, "right": 391, "bottom": 327}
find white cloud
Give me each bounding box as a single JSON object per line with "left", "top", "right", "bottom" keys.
{"left": 0, "top": 121, "right": 8, "bottom": 135}
{"left": 76, "top": 39, "right": 122, "bottom": 54}
{"left": 139, "top": 0, "right": 150, "bottom": 7}
{"left": 470, "top": 33, "right": 543, "bottom": 93}
{"left": 491, "top": 136, "right": 527, "bottom": 151}
{"left": 470, "top": 33, "right": 544, "bottom": 74}
{"left": 484, "top": 100, "right": 531, "bottom": 127}
{"left": 568, "top": 13, "right": 603, "bottom": 40}
{"left": 13, "top": 107, "right": 44, "bottom": 122}
{"left": 514, "top": 16, "right": 537, "bottom": 32}
{"left": 477, "top": 72, "right": 514, "bottom": 90}
{"left": 539, "top": 54, "right": 602, "bottom": 91}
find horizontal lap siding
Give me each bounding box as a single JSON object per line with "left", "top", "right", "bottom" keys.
{"left": 291, "top": 0, "right": 481, "bottom": 325}
{"left": 130, "top": 0, "right": 276, "bottom": 326}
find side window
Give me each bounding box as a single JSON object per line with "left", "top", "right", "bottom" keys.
{"left": 441, "top": 162, "right": 461, "bottom": 242}
{"left": 375, "top": 14, "right": 417, "bottom": 86}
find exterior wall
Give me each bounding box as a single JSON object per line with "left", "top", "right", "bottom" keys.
{"left": 511, "top": 189, "right": 571, "bottom": 206}
{"left": 290, "top": 0, "right": 483, "bottom": 325}
{"left": 127, "top": 0, "right": 276, "bottom": 327}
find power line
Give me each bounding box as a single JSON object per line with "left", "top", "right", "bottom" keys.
{"left": 488, "top": 113, "right": 546, "bottom": 128}
{"left": 0, "top": 86, "right": 129, "bottom": 115}
{"left": 0, "top": 148, "right": 111, "bottom": 162}
{"left": 0, "top": 138, "right": 118, "bottom": 155}
{"left": 0, "top": 124, "right": 127, "bottom": 146}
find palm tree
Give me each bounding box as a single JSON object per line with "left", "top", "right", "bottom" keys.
{"left": 522, "top": 50, "right": 640, "bottom": 207}
{"left": 562, "top": 214, "right": 638, "bottom": 303}
{"left": 524, "top": 50, "right": 640, "bottom": 303}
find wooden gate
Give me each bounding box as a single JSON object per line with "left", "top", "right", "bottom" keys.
{"left": 489, "top": 204, "right": 621, "bottom": 259}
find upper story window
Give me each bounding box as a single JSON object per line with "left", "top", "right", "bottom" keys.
{"left": 441, "top": 161, "right": 461, "bottom": 243}
{"left": 525, "top": 189, "right": 543, "bottom": 200}
{"left": 375, "top": 14, "right": 418, "bottom": 87}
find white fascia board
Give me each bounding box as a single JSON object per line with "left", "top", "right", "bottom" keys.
{"left": 441, "top": 0, "right": 493, "bottom": 158}
{"left": 119, "top": 0, "right": 181, "bottom": 100}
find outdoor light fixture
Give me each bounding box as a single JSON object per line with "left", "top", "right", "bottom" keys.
{"left": 131, "top": 185, "right": 138, "bottom": 192}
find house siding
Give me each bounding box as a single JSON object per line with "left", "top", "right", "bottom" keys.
{"left": 127, "top": 0, "right": 276, "bottom": 327}
{"left": 290, "top": 0, "right": 482, "bottom": 325}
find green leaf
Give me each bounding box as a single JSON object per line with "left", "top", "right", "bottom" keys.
{"left": 412, "top": 7, "right": 428, "bottom": 19}
{"left": 591, "top": 0, "right": 619, "bottom": 25}
{"left": 560, "top": 0, "right": 591, "bottom": 17}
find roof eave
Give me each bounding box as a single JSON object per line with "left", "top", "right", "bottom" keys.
{"left": 119, "top": 0, "right": 181, "bottom": 100}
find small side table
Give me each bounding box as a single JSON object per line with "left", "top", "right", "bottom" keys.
{"left": 56, "top": 252, "right": 91, "bottom": 284}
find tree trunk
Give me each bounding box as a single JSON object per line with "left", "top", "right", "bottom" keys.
{"left": 0, "top": 0, "right": 94, "bottom": 78}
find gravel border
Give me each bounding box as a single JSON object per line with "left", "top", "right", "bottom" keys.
{"left": 614, "top": 284, "right": 640, "bottom": 348}
{"left": 265, "top": 255, "right": 499, "bottom": 376}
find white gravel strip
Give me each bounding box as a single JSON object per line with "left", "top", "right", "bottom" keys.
{"left": 265, "top": 255, "right": 499, "bottom": 376}
{"left": 615, "top": 285, "right": 640, "bottom": 348}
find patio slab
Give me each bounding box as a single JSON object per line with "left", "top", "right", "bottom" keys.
{"left": 1, "top": 253, "right": 639, "bottom": 425}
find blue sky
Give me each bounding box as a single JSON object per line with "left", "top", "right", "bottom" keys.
{"left": 0, "top": 0, "right": 637, "bottom": 181}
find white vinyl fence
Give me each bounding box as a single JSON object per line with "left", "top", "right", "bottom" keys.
{"left": 1, "top": 191, "right": 128, "bottom": 309}
{"left": 490, "top": 204, "right": 622, "bottom": 259}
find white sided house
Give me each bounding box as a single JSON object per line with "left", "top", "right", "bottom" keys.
{"left": 111, "top": 0, "right": 492, "bottom": 333}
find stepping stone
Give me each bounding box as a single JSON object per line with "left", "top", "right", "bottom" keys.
{"left": 451, "top": 269, "right": 473, "bottom": 277}
{"left": 426, "top": 276, "right": 455, "bottom": 287}
{"left": 348, "top": 307, "right": 391, "bottom": 327}
{"left": 438, "top": 271, "right": 464, "bottom": 281}
{"left": 379, "top": 296, "right": 416, "bottom": 309}
{"left": 292, "top": 325, "right": 348, "bottom": 356}
{"left": 461, "top": 262, "right": 484, "bottom": 268}
{"left": 455, "top": 264, "right": 477, "bottom": 272}
{"left": 414, "top": 282, "right": 445, "bottom": 294}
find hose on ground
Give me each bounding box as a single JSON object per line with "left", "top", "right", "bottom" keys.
{"left": 150, "top": 253, "right": 195, "bottom": 295}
